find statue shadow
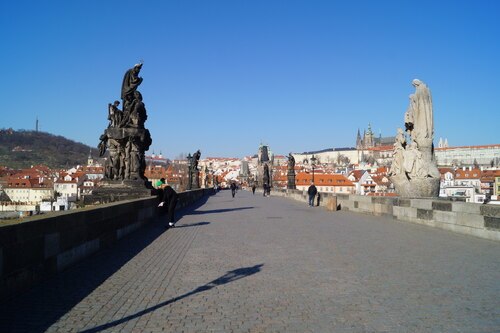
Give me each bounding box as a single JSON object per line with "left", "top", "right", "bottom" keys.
{"left": 0, "top": 218, "right": 169, "bottom": 333}
{"left": 174, "top": 221, "right": 211, "bottom": 228}
{"left": 0, "top": 191, "right": 215, "bottom": 333}
{"left": 187, "top": 207, "right": 254, "bottom": 215}
{"left": 80, "top": 264, "right": 264, "bottom": 333}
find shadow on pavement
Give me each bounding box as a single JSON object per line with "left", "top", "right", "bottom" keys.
{"left": 80, "top": 264, "right": 264, "bottom": 333}
{"left": 0, "top": 193, "right": 214, "bottom": 333}
{"left": 187, "top": 207, "right": 254, "bottom": 215}
{"left": 175, "top": 221, "right": 211, "bottom": 228}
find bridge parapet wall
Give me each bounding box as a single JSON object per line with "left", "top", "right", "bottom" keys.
{"left": 0, "top": 189, "right": 212, "bottom": 300}
{"left": 273, "top": 189, "right": 500, "bottom": 242}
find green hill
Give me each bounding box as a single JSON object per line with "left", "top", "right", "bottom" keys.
{"left": 0, "top": 129, "right": 94, "bottom": 169}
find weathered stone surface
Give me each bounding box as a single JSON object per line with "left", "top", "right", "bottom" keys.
{"left": 432, "top": 201, "right": 452, "bottom": 211}
{"left": 57, "top": 239, "right": 100, "bottom": 272}
{"left": 391, "top": 173, "right": 440, "bottom": 197}
{"left": 326, "top": 196, "right": 338, "bottom": 211}
{"left": 84, "top": 179, "right": 154, "bottom": 205}
{"left": 456, "top": 213, "right": 485, "bottom": 229}
{"left": 411, "top": 198, "right": 433, "bottom": 210}
{"left": 417, "top": 208, "right": 433, "bottom": 220}
{"left": 44, "top": 233, "right": 60, "bottom": 259}
{"left": 480, "top": 204, "right": 500, "bottom": 218}
{"left": 390, "top": 79, "right": 440, "bottom": 197}
{"left": 395, "top": 198, "right": 411, "bottom": 207}
{"left": 452, "top": 201, "right": 481, "bottom": 214}
{"left": 97, "top": 63, "right": 152, "bottom": 183}
{"left": 371, "top": 196, "right": 397, "bottom": 205}
{"left": 484, "top": 216, "right": 500, "bottom": 230}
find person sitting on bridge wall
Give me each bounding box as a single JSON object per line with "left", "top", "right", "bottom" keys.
{"left": 158, "top": 184, "right": 179, "bottom": 228}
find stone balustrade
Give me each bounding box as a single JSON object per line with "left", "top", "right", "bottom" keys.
{"left": 271, "top": 189, "right": 500, "bottom": 242}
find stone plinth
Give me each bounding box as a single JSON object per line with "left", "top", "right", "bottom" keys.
{"left": 390, "top": 174, "right": 440, "bottom": 198}
{"left": 84, "top": 179, "right": 154, "bottom": 205}
{"left": 287, "top": 172, "right": 296, "bottom": 189}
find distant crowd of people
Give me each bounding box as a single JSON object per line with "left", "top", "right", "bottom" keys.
{"left": 154, "top": 178, "right": 322, "bottom": 229}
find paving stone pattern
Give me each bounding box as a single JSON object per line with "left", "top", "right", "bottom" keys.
{"left": 1, "top": 190, "right": 499, "bottom": 332}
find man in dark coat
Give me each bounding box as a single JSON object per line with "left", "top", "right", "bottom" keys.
{"left": 230, "top": 182, "right": 237, "bottom": 198}
{"left": 158, "top": 185, "right": 179, "bottom": 228}
{"left": 307, "top": 182, "right": 317, "bottom": 207}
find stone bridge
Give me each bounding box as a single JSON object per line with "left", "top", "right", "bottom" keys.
{"left": 1, "top": 190, "right": 499, "bottom": 332}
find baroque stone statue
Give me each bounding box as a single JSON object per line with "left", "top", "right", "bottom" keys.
{"left": 188, "top": 150, "right": 201, "bottom": 190}
{"left": 287, "top": 153, "right": 296, "bottom": 189}
{"left": 263, "top": 163, "right": 270, "bottom": 188}
{"left": 98, "top": 63, "right": 152, "bottom": 182}
{"left": 390, "top": 79, "right": 440, "bottom": 197}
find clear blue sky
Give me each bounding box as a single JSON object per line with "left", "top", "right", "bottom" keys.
{"left": 1, "top": 1, "right": 499, "bottom": 159}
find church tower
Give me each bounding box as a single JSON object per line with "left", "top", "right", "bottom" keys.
{"left": 356, "top": 129, "right": 362, "bottom": 149}
{"left": 87, "top": 149, "right": 95, "bottom": 166}
{"left": 364, "top": 123, "right": 375, "bottom": 148}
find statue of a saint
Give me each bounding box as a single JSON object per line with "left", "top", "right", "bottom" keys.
{"left": 98, "top": 133, "right": 108, "bottom": 157}
{"left": 388, "top": 128, "right": 406, "bottom": 176}
{"left": 403, "top": 141, "right": 423, "bottom": 177}
{"left": 130, "top": 91, "right": 147, "bottom": 128}
{"left": 192, "top": 150, "right": 201, "bottom": 170}
{"left": 259, "top": 145, "right": 270, "bottom": 163}
{"left": 107, "top": 101, "right": 122, "bottom": 128}
{"left": 121, "top": 63, "right": 143, "bottom": 102}
{"left": 96, "top": 63, "right": 152, "bottom": 183}
{"left": 390, "top": 79, "right": 440, "bottom": 197}
{"left": 405, "top": 79, "right": 433, "bottom": 144}
{"left": 288, "top": 153, "right": 295, "bottom": 170}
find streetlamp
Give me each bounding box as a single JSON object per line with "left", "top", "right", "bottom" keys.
{"left": 186, "top": 153, "right": 193, "bottom": 190}
{"left": 204, "top": 166, "right": 209, "bottom": 188}
{"left": 310, "top": 154, "right": 317, "bottom": 183}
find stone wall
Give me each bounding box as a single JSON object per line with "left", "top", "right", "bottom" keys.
{"left": 271, "top": 189, "right": 500, "bottom": 242}
{"left": 0, "top": 189, "right": 212, "bottom": 300}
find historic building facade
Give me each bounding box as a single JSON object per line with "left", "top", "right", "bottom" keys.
{"left": 356, "top": 123, "right": 395, "bottom": 150}
{"left": 434, "top": 144, "right": 500, "bottom": 167}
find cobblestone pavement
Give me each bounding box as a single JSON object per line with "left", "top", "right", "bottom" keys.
{"left": 1, "top": 190, "right": 500, "bottom": 333}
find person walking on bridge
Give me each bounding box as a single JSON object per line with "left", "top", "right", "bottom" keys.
{"left": 231, "top": 182, "right": 237, "bottom": 198}
{"left": 158, "top": 185, "right": 179, "bottom": 228}
{"left": 307, "top": 182, "right": 317, "bottom": 207}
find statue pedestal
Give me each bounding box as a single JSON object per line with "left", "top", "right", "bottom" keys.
{"left": 287, "top": 172, "right": 296, "bottom": 189}
{"left": 84, "top": 179, "right": 155, "bottom": 205}
{"left": 390, "top": 174, "right": 440, "bottom": 198}
{"left": 191, "top": 174, "right": 200, "bottom": 190}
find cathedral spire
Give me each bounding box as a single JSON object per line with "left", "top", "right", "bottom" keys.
{"left": 367, "top": 123, "right": 373, "bottom": 135}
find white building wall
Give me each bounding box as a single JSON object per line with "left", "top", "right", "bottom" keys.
{"left": 293, "top": 149, "right": 362, "bottom": 166}
{"left": 54, "top": 183, "right": 79, "bottom": 202}
{"left": 4, "top": 188, "right": 30, "bottom": 202}
{"left": 28, "top": 189, "right": 54, "bottom": 203}
{"left": 435, "top": 145, "right": 500, "bottom": 166}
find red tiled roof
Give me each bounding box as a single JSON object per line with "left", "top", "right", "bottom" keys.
{"left": 367, "top": 145, "right": 393, "bottom": 151}
{"left": 348, "top": 170, "right": 365, "bottom": 181}
{"left": 295, "top": 173, "right": 354, "bottom": 186}
{"left": 454, "top": 168, "right": 481, "bottom": 179}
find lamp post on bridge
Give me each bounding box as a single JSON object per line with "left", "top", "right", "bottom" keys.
{"left": 311, "top": 154, "right": 317, "bottom": 183}
{"left": 187, "top": 153, "right": 193, "bottom": 190}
